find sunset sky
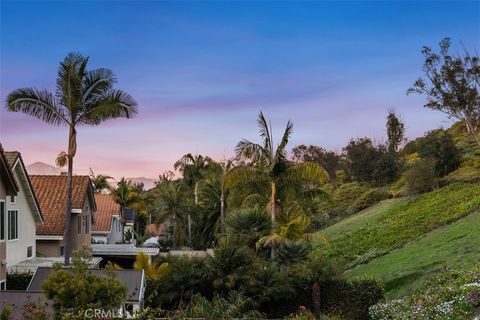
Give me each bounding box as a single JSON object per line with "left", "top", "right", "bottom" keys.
{"left": 1, "top": 1, "right": 479, "bottom": 179}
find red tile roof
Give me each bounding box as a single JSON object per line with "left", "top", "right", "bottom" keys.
{"left": 92, "top": 194, "right": 120, "bottom": 233}
{"left": 30, "top": 175, "right": 95, "bottom": 236}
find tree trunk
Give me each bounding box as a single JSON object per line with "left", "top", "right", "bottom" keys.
{"left": 172, "top": 213, "right": 177, "bottom": 250}
{"left": 464, "top": 118, "right": 480, "bottom": 146}
{"left": 312, "top": 281, "right": 321, "bottom": 318}
{"left": 271, "top": 180, "right": 276, "bottom": 259}
{"left": 64, "top": 126, "right": 76, "bottom": 266}
{"left": 220, "top": 190, "right": 225, "bottom": 234}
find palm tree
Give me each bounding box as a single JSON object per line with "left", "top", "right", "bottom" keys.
{"left": 6, "top": 53, "right": 137, "bottom": 265}
{"left": 230, "top": 111, "right": 328, "bottom": 257}
{"left": 112, "top": 178, "right": 141, "bottom": 214}
{"left": 157, "top": 182, "right": 187, "bottom": 249}
{"left": 174, "top": 153, "right": 214, "bottom": 245}
{"left": 89, "top": 168, "right": 114, "bottom": 193}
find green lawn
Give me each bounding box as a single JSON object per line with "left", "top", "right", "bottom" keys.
{"left": 320, "top": 198, "right": 408, "bottom": 241}
{"left": 318, "top": 183, "right": 480, "bottom": 268}
{"left": 347, "top": 210, "right": 480, "bottom": 298}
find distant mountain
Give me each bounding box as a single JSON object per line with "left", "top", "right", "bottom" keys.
{"left": 26, "top": 162, "right": 63, "bottom": 175}
{"left": 126, "top": 177, "right": 157, "bottom": 190}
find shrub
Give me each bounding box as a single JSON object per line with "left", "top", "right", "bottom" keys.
{"left": 417, "top": 129, "right": 461, "bottom": 177}
{"left": 6, "top": 270, "right": 33, "bottom": 290}
{"left": 403, "top": 159, "right": 438, "bottom": 195}
{"left": 320, "top": 277, "right": 384, "bottom": 320}
{"left": 332, "top": 183, "right": 369, "bottom": 215}
{"left": 350, "top": 189, "right": 391, "bottom": 213}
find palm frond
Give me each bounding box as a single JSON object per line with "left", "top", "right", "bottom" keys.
{"left": 275, "top": 119, "right": 293, "bottom": 161}
{"left": 285, "top": 161, "right": 329, "bottom": 184}
{"left": 82, "top": 68, "right": 116, "bottom": 104}
{"left": 302, "top": 232, "right": 329, "bottom": 244}
{"left": 78, "top": 89, "right": 138, "bottom": 125}
{"left": 223, "top": 165, "right": 265, "bottom": 189}
{"left": 6, "top": 88, "right": 68, "bottom": 125}
{"left": 257, "top": 111, "right": 273, "bottom": 154}
{"left": 56, "top": 52, "right": 86, "bottom": 114}
{"left": 234, "top": 139, "right": 267, "bottom": 163}
{"left": 257, "top": 233, "right": 283, "bottom": 249}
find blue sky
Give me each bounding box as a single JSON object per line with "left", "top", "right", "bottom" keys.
{"left": 1, "top": 1, "right": 479, "bottom": 178}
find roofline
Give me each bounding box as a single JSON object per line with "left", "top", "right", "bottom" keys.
{"left": 0, "top": 144, "right": 18, "bottom": 194}
{"left": 12, "top": 155, "right": 44, "bottom": 224}
{"left": 92, "top": 214, "right": 120, "bottom": 234}
{"left": 36, "top": 235, "right": 63, "bottom": 240}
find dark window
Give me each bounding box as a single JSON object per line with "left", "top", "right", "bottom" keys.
{"left": 0, "top": 281, "right": 5, "bottom": 291}
{"left": 78, "top": 215, "right": 81, "bottom": 234}
{"left": 9, "top": 196, "right": 15, "bottom": 203}
{"left": 0, "top": 202, "right": 5, "bottom": 241}
{"left": 8, "top": 210, "right": 18, "bottom": 240}
{"left": 60, "top": 245, "right": 65, "bottom": 256}
{"left": 85, "top": 215, "right": 89, "bottom": 234}
{"left": 27, "top": 245, "right": 33, "bottom": 258}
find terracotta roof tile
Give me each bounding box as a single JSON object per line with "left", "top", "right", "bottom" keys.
{"left": 30, "top": 175, "right": 93, "bottom": 236}
{"left": 92, "top": 194, "right": 120, "bottom": 232}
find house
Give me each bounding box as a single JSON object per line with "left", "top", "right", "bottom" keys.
{"left": 92, "top": 193, "right": 123, "bottom": 244}
{"left": 30, "top": 175, "right": 96, "bottom": 257}
{"left": 4, "top": 151, "right": 44, "bottom": 269}
{"left": 28, "top": 267, "right": 146, "bottom": 315}
{"left": 0, "top": 291, "right": 53, "bottom": 318}
{"left": 123, "top": 207, "right": 135, "bottom": 243}
{"left": 0, "top": 144, "right": 19, "bottom": 290}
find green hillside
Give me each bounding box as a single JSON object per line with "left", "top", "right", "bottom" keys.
{"left": 347, "top": 209, "right": 480, "bottom": 297}
{"left": 319, "top": 183, "right": 480, "bottom": 266}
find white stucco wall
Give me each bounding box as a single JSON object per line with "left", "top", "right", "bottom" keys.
{"left": 6, "top": 167, "right": 37, "bottom": 267}
{"left": 108, "top": 216, "right": 124, "bottom": 244}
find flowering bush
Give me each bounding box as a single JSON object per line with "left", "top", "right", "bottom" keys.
{"left": 370, "top": 265, "right": 480, "bottom": 320}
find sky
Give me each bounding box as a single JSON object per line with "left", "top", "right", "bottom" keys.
{"left": 1, "top": 1, "right": 479, "bottom": 179}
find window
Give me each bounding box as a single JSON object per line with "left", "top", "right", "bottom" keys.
{"left": 60, "top": 245, "right": 65, "bottom": 256}
{"left": 27, "top": 246, "right": 33, "bottom": 258}
{"left": 85, "top": 215, "right": 89, "bottom": 234}
{"left": 0, "top": 281, "right": 5, "bottom": 291}
{"left": 77, "top": 215, "right": 81, "bottom": 234}
{"left": 0, "top": 201, "right": 5, "bottom": 241}
{"left": 9, "top": 196, "right": 15, "bottom": 204}
{"left": 8, "top": 210, "right": 18, "bottom": 240}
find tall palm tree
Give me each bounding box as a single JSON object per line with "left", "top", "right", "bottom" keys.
{"left": 89, "top": 168, "right": 114, "bottom": 193}
{"left": 157, "top": 182, "right": 187, "bottom": 249}
{"left": 229, "top": 111, "right": 328, "bottom": 257}
{"left": 6, "top": 53, "right": 137, "bottom": 265}
{"left": 174, "top": 153, "right": 213, "bottom": 245}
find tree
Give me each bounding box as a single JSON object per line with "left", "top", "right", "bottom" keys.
{"left": 42, "top": 251, "right": 127, "bottom": 315}
{"left": 89, "top": 168, "right": 114, "bottom": 193}
{"left": 112, "top": 178, "right": 141, "bottom": 214}
{"left": 291, "top": 145, "right": 342, "bottom": 182}
{"left": 386, "top": 109, "right": 406, "bottom": 153}
{"left": 231, "top": 111, "right": 328, "bottom": 257}
{"left": 157, "top": 182, "right": 188, "bottom": 249}
{"left": 6, "top": 53, "right": 137, "bottom": 265}
{"left": 174, "top": 154, "right": 214, "bottom": 245}
{"left": 343, "top": 138, "right": 398, "bottom": 185}
{"left": 417, "top": 129, "right": 460, "bottom": 177}
{"left": 408, "top": 38, "right": 480, "bottom": 145}
{"left": 226, "top": 207, "right": 272, "bottom": 250}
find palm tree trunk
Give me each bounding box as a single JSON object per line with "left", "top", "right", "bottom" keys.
{"left": 312, "top": 281, "right": 321, "bottom": 318}
{"left": 220, "top": 190, "right": 225, "bottom": 234}
{"left": 64, "top": 156, "right": 74, "bottom": 266}
{"left": 172, "top": 212, "right": 177, "bottom": 250}
{"left": 64, "top": 126, "right": 76, "bottom": 266}
{"left": 271, "top": 180, "right": 276, "bottom": 259}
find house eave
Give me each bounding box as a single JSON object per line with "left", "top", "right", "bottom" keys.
{"left": 36, "top": 235, "right": 63, "bottom": 241}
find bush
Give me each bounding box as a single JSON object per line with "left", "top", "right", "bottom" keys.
{"left": 6, "top": 270, "right": 33, "bottom": 290}
{"left": 350, "top": 189, "right": 391, "bottom": 213}
{"left": 332, "top": 183, "right": 369, "bottom": 215}
{"left": 403, "top": 159, "right": 438, "bottom": 195}
{"left": 320, "top": 277, "right": 384, "bottom": 320}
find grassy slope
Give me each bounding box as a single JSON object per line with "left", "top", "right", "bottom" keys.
{"left": 347, "top": 209, "right": 480, "bottom": 297}
{"left": 318, "top": 183, "right": 480, "bottom": 267}
{"left": 321, "top": 198, "right": 408, "bottom": 241}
